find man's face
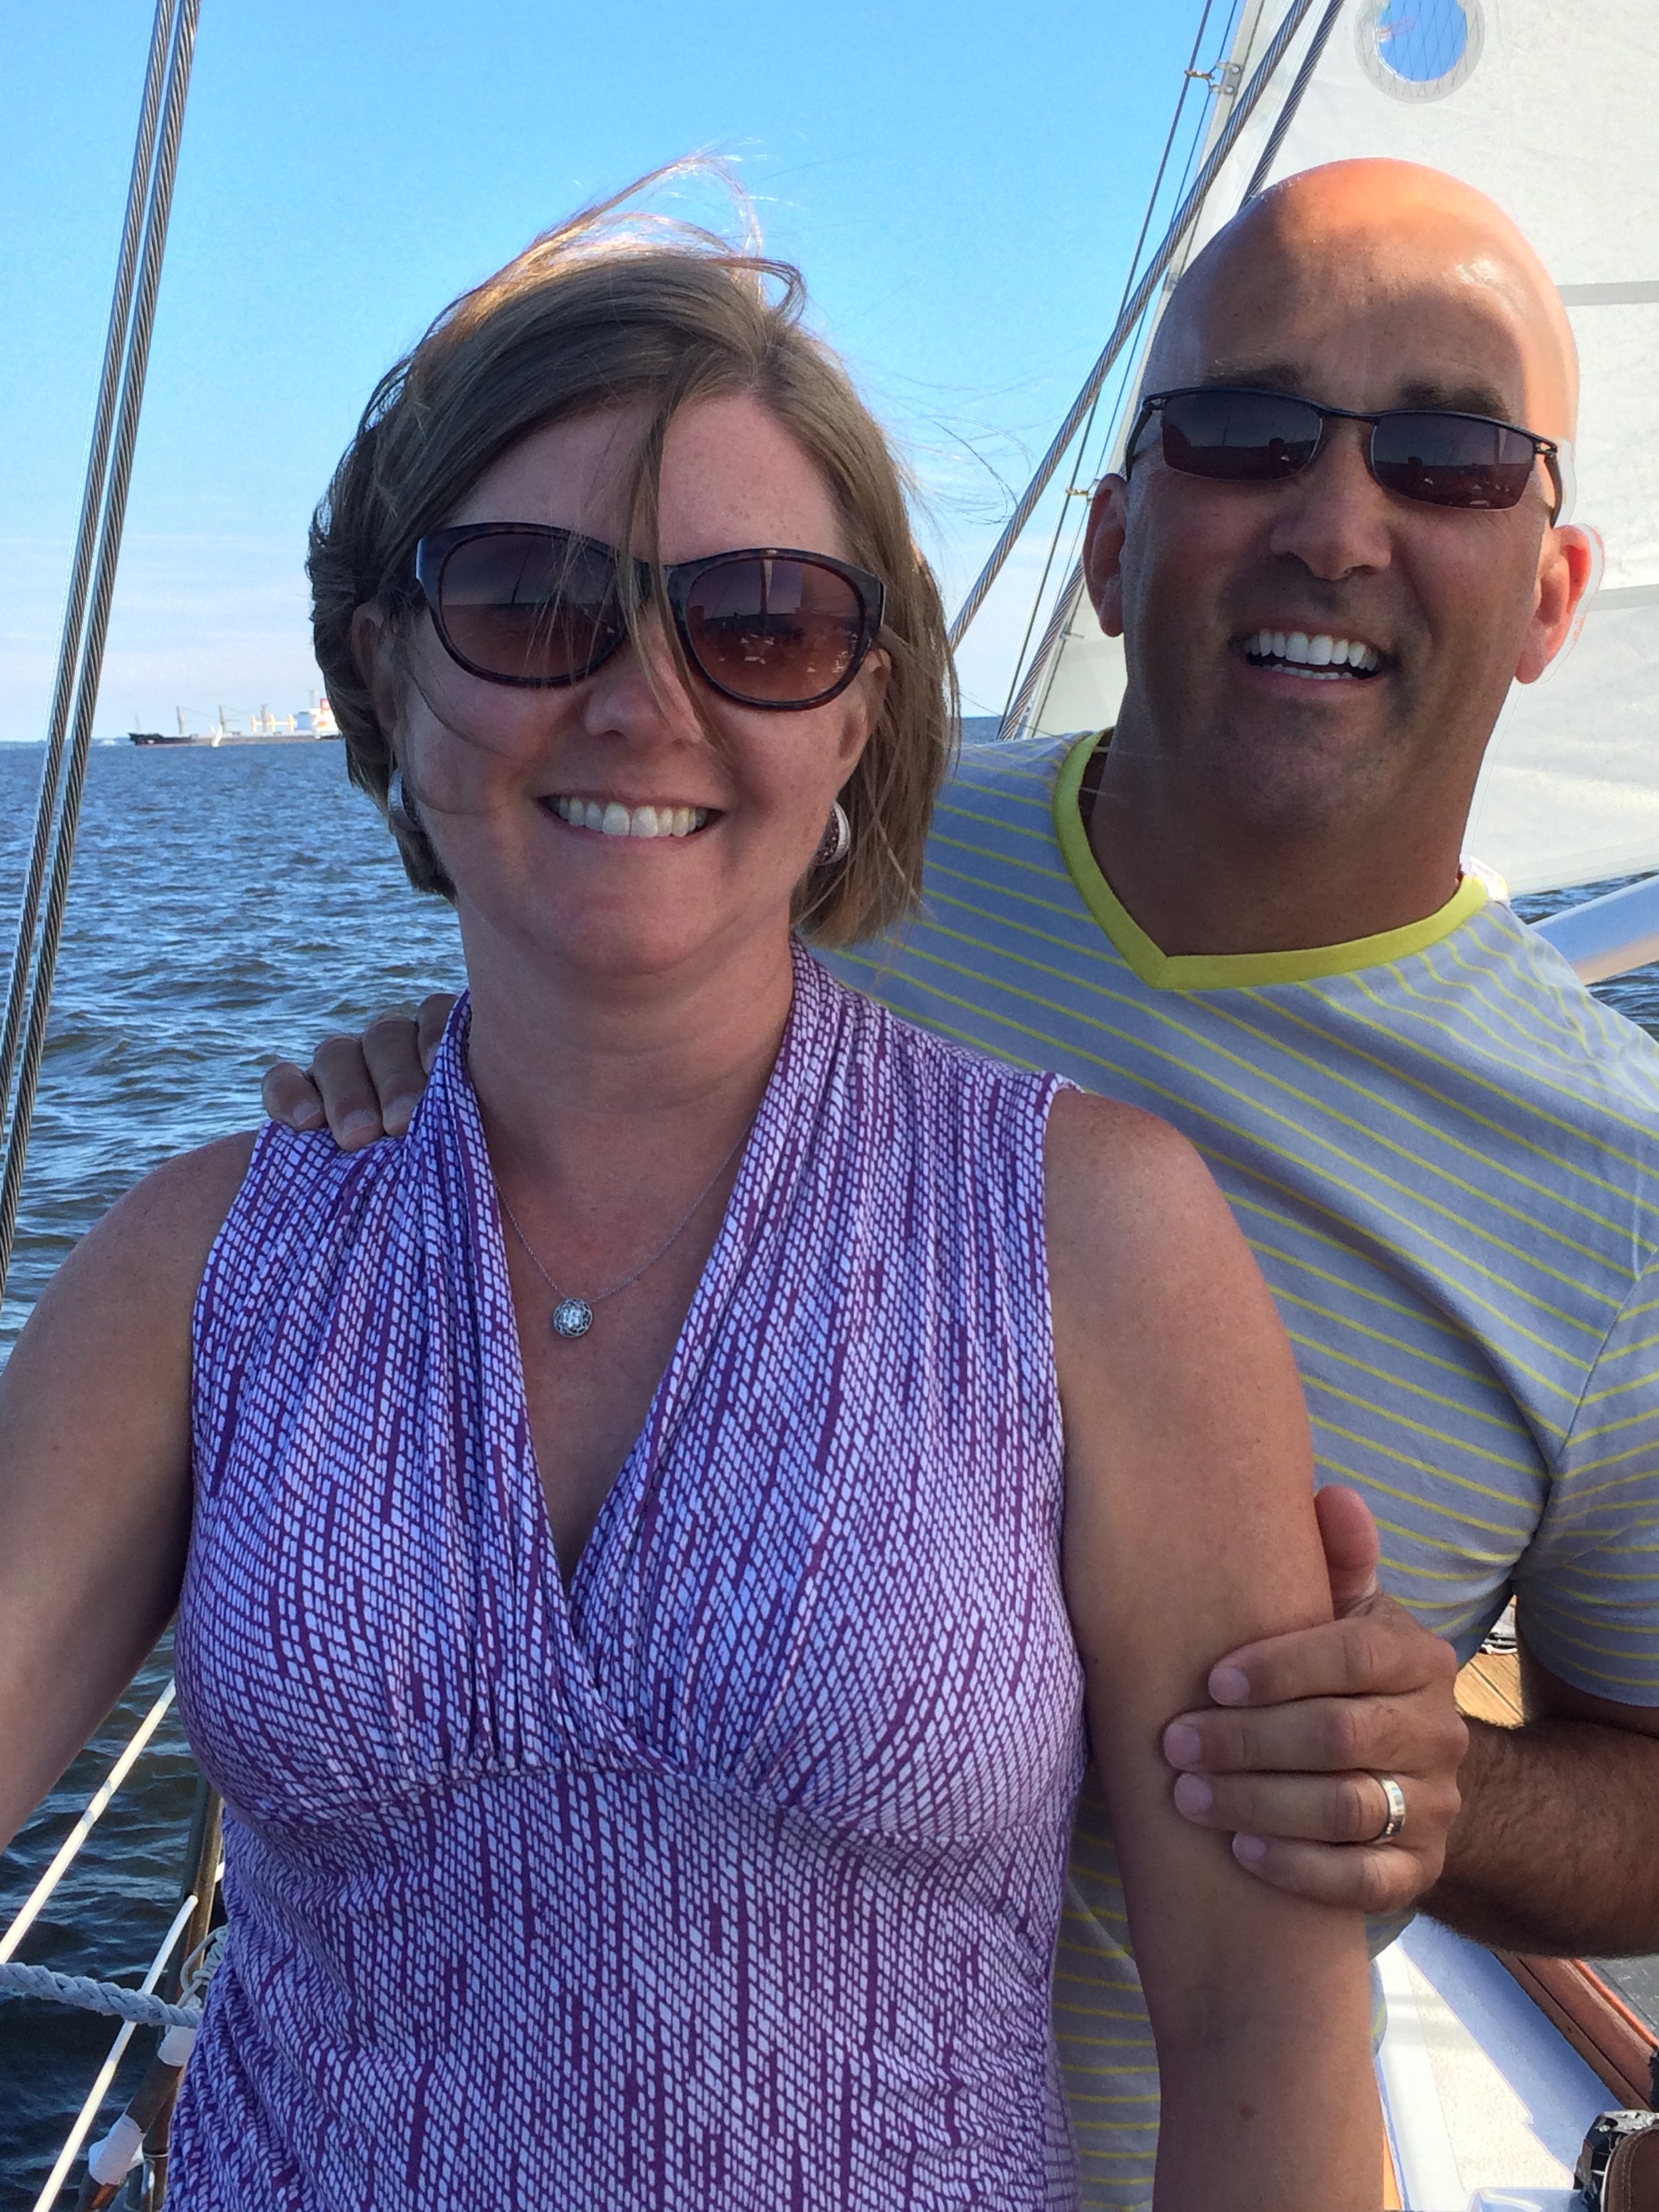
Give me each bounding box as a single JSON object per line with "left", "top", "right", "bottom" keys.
{"left": 1088, "top": 222, "right": 1580, "bottom": 844}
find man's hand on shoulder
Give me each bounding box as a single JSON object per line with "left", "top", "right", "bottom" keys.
{"left": 261, "top": 996, "right": 455, "bottom": 1149}
{"left": 1163, "top": 1486, "right": 1468, "bottom": 1917}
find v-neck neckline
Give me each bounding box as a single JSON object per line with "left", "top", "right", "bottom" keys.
{"left": 438, "top": 944, "right": 842, "bottom": 1729}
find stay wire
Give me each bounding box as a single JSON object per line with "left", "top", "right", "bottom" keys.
{"left": 994, "top": 0, "right": 1232, "bottom": 731}
{"left": 1243, "top": 0, "right": 1347, "bottom": 199}
{"left": 1001, "top": 0, "right": 1349, "bottom": 739}
{"left": 0, "top": 0, "right": 179, "bottom": 1175}
{"left": 947, "top": 0, "right": 1324, "bottom": 655}
{"left": 0, "top": 0, "right": 202, "bottom": 1303}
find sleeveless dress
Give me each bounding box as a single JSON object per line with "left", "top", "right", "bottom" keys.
{"left": 171, "top": 945, "right": 1086, "bottom": 2209}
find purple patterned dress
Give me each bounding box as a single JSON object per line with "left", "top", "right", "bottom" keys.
{"left": 171, "top": 946, "right": 1086, "bottom": 2209}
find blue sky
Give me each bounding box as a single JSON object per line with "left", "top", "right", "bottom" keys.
{"left": 0, "top": 0, "right": 1234, "bottom": 739}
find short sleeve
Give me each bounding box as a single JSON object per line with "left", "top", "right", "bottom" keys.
{"left": 1516, "top": 1251, "right": 1659, "bottom": 1706}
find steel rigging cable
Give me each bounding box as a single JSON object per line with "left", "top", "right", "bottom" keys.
{"left": 946, "top": 0, "right": 1342, "bottom": 655}
{"left": 0, "top": 0, "right": 202, "bottom": 1302}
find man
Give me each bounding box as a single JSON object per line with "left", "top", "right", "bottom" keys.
{"left": 269, "top": 161, "right": 1659, "bottom": 2205}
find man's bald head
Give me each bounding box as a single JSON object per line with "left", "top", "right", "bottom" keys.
{"left": 1144, "top": 159, "right": 1577, "bottom": 442}
{"left": 1084, "top": 157, "right": 1598, "bottom": 943}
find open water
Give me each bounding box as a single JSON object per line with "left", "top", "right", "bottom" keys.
{"left": 1, "top": 737, "right": 1658, "bottom": 2198}
{"left": 0, "top": 741, "right": 462, "bottom": 2204}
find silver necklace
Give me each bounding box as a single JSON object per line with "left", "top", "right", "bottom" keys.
{"left": 495, "top": 1132, "right": 747, "bottom": 1340}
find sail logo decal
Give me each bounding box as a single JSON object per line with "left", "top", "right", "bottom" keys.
{"left": 1357, "top": 0, "right": 1484, "bottom": 101}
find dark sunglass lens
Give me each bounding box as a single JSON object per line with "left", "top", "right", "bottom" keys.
{"left": 682, "top": 558, "right": 865, "bottom": 705}
{"left": 1370, "top": 415, "right": 1536, "bottom": 510}
{"left": 1161, "top": 389, "right": 1322, "bottom": 481}
{"left": 438, "top": 531, "right": 621, "bottom": 682}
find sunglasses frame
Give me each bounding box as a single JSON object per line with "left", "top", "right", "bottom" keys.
{"left": 1124, "top": 385, "right": 1565, "bottom": 525}
{"left": 411, "top": 523, "right": 887, "bottom": 710}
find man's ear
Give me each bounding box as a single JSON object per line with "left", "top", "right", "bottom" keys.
{"left": 1082, "top": 476, "right": 1130, "bottom": 640}
{"left": 1515, "top": 523, "right": 1599, "bottom": 685}
{"left": 350, "top": 602, "right": 402, "bottom": 731}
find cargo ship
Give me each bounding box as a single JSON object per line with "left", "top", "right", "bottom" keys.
{"left": 129, "top": 698, "right": 338, "bottom": 745}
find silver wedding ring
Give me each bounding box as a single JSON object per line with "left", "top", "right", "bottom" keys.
{"left": 1371, "top": 1774, "right": 1408, "bottom": 1844}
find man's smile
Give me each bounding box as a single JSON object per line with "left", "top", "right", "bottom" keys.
{"left": 1238, "top": 629, "right": 1386, "bottom": 680}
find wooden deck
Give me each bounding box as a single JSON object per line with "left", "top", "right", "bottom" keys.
{"left": 1454, "top": 1645, "right": 1524, "bottom": 1729}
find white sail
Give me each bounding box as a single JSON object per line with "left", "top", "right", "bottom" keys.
{"left": 1026, "top": 0, "right": 1659, "bottom": 895}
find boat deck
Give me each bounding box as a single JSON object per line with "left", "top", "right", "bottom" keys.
{"left": 1368, "top": 1649, "right": 1659, "bottom": 2209}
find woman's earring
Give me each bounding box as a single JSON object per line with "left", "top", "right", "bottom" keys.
{"left": 388, "top": 766, "right": 422, "bottom": 838}
{"left": 816, "top": 800, "right": 852, "bottom": 869}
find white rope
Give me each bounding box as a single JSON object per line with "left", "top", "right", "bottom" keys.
{"left": 0, "top": 1681, "right": 176, "bottom": 1961}
{"left": 0, "top": 1958, "right": 201, "bottom": 2029}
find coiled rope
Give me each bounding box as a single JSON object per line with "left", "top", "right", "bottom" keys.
{"left": 0, "top": 1959, "right": 201, "bottom": 2030}
{"left": 0, "top": 1917, "right": 224, "bottom": 2035}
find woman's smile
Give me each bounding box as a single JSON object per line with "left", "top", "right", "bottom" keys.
{"left": 547, "top": 794, "right": 715, "bottom": 839}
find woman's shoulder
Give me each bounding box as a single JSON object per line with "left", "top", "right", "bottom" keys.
{"left": 16, "top": 1131, "right": 262, "bottom": 1384}
{"left": 94, "top": 1130, "right": 261, "bottom": 1275}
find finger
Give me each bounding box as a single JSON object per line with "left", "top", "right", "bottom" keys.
{"left": 1164, "top": 1689, "right": 1467, "bottom": 1780}
{"left": 308, "top": 1034, "right": 389, "bottom": 1151}
{"left": 1228, "top": 1834, "right": 1435, "bottom": 1918}
{"left": 1172, "top": 1767, "right": 1400, "bottom": 1845}
{"left": 261, "top": 1061, "right": 326, "bottom": 1131}
{"left": 1202, "top": 1601, "right": 1459, "bottom": 1709}
{"left": 361, "top": 1015, "right": 428, "bottom": 1137}
{"left": 416, "top": 994, "right": 459, "bottom": 1075}
{"left": 1314, "top": 1483, "right": 1380, "bottom": 1614}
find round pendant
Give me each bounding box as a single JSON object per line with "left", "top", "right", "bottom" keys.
{"left": 552, "top": 1296, "right": 594, "bottom": 1339}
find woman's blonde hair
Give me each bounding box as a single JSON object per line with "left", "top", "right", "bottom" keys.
{"left": 309, "top": 167, "right": 956, "bottom": 946}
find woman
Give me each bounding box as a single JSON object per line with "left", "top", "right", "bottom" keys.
{"left": 0, "top": 188, "right": 1379, "bottom": 2208}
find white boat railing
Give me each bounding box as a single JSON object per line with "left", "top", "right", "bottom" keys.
{"left": 27, "top": 1892, "right": 199, "bottom": 2212}
{"left": 0, "top": 1682, "right": 176, "bottom": 1965}
{"left": 1530, "top": 875, "right": 1659, "bottom": 987}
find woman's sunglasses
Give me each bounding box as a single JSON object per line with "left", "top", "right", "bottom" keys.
{"left": 411, "top": 525, "right": 886, "bottom": 710}
{"left": 1126, "top": 386, "right": 1565, "bottom": 523}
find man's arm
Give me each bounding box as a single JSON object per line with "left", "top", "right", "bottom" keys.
{"left": 1422, "top": 1635, "right": 1659, "bottom": 1954}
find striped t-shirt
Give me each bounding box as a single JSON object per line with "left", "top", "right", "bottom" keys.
{"left": 829, "top": 729, "right": 1659, "bottom": 2210}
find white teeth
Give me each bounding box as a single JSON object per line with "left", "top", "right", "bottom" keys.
{"left": 1244, "top": 630, "right": 1382, "bottom": 676}
{"left": 553, "top": 797, "right": 709, "bottom": 838}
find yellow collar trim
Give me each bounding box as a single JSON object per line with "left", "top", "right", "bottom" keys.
{"left": 1052, "top": 731, "right": 1488, "bottom": 991}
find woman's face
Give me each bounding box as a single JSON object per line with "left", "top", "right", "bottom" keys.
{"left": 359, "top": 392, "right": 886, "bottom": 988}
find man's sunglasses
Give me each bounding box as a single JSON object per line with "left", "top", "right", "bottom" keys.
{"left": 1125, "top": 386, "right": 1565, "bottom": 523}
{"left": 411, "top": 525, "right": 886, "bottom": 711}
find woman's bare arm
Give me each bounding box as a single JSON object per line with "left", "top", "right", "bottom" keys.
{"left": 1046, "top": 1090, "right": 1378, "bottom": 2212}
{"left": 0, "top": 1136, "right": 253, "bottom": 1850}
